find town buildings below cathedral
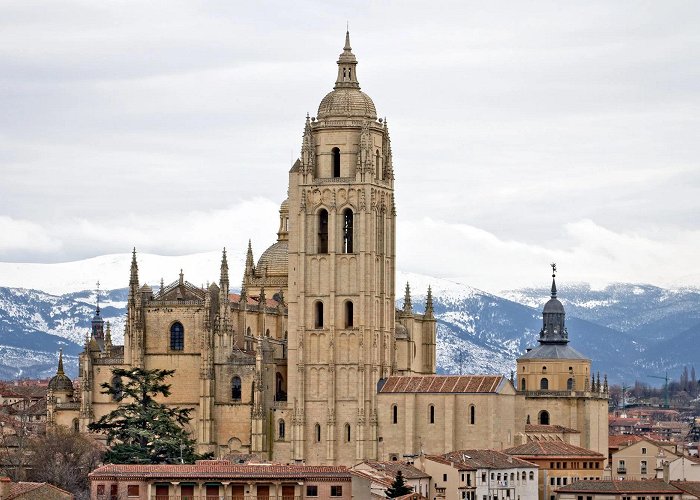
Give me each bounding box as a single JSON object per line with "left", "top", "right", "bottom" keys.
{"left": 46, "top": 31, "right": 608, "bottom": 466}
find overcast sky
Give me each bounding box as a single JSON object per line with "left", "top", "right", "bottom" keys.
{"left": 1, "top": 1, "right": 699, "bottom": 293}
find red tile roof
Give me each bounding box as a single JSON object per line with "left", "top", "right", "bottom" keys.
{"left": 378, "top": 375, "right": 504, "bottom": 394}
{"left": 556, "top": 480, "right": 681, "bottom": 494}
{"left": 89, "top": 463, "right": 352, "bottom": 480}
{"left": 608, "top": 435, "right": 644, "bottom": 448}
{"left": 505, "top": 441, "right": 604, "bottom": 459}
{"left": 526, "top": 424, "right": 580, "bottom": 434}
{"left": 441, "top": 450, "right": 538, "bottom": 470}
{"left": 358, "top": 461, "right": 430, "bottom": 479}
{"left": 228, "top": 293, "right": 281, "bottom": 308}
{"left": 671, "top": 481, "right": 700, "bottom": 497}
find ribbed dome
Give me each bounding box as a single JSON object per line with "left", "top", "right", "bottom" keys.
{"left": 395, "top": 323, "right": 408, "bottom": 339}
{"left": 317, "top": 88, "right": 377, "bottom": 120}
{"left": 256, "top": 241, "right": 288, "bottom": 277}
{"left": 48, "top": 373, "right": 73, "bottom": 393}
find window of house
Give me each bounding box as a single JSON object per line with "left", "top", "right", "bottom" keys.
{"left": 342, "top": 209, "right": 354, "bottom": 253}
{"left": 529, "top": 472, "right": 534, "bottom": 481}
{"left": 497, "top": 473, "right": 501, "bottom": 481}
{"left": 510, "top": 473, "right": 514, "bottom": 481}
{"left": 345, "top": 301, "right": 354, "bottom": 328}
{"left": 563, "top": 478, "right": 567, "bottom": 485}
{"left": 540, "top": 378, "right": 549, "bottom": 390}
{"left": 443, "top": 474, "right": 448, "bottom": 482}
{"left": 429, "top": 405, "right": 435, "bottom": 424}
{"left": 642, "top": 447, "right": 647, "bottom": 454}
{"left": 315, "top": 301, "right": 324, "bottom": 328}
{"left": 595, "top": 462, "right": 600, "bottom": 469}
{"left": 97, "top": 485, "right": 105, "bottom": 496}
{"left": 127, "top": 485, "right": 139, "bottom": 497}
{"left": 482, "top": 473, "right": 487, "bottom": 483}
{"left": 331, "top": 485, "right": 343, "bottom": 497}
{"left": 231, "top": 376, "right": 242, "bottom": 401}
{"left": 521, "top": 378, "right": 526, "bottom": 391}
{"left": 641, "top": 460, "right": 647, "bottom": 474}
{"left": 567, "top": 378, "right": 574, "bottom": 390}
{"left": 170, "top": 322, "right": 184, "bottom": 350}
{"left": 318, "top": 209, "right": 329, "bottom": 253}
{"left": 332, "top": 148, "right": 341, "bottom": 178}
{"left": 306, "top": 485, "right": 318, "bottom": 497}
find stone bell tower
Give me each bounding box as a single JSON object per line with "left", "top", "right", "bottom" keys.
{"left": 286, "top": 31, "right": 396, "bottom": 465}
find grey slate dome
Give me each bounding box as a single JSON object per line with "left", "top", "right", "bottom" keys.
{"left": 256, "top": 241, "right": 288, "bottom": 278}
{"left": 48, "top": 350, "right": 73, "bottom": 394}
{"left": 543, "top": 297, "right": 565, "bottom": 314}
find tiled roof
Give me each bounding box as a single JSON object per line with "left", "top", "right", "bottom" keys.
{"left": 359, "top": 461, "right": 430, "bottom": 479}
{"left": 378, "top": 375, "right": 504, "bottom": 394}
{"left": 350, "top": 469, "right": 393, "bottom": 487}
{"left": 671, "top": 481, "right": 700, "bottom": 497}
{"left": 556, "top": 480, "right": 681, "bottom": 494}
{"left": 608, "top": 435, "right": 644, "bottom": 448}
{"left": 526, "top": 424, "right": 580, "bottom": 434}
{"left": 441, "top": 450, "right": 538, "bottom": 470}
{"left": 229, "top": 293, "right": 281, "bottom": 308}
{"left": 504, "top": 441, "right": 604, "bottom": 458}
{"left": 89, "top": 463, "right": 352, "bottom": 480}
{"left": 5, "top": 482, "right": 71, "bottom": 499}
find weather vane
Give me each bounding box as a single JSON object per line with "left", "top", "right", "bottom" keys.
{"left": 550, "top": 262, "right": 557, "bottom": 277}
{"left": 96, "top": 280, "right": 101, "bottom": 311}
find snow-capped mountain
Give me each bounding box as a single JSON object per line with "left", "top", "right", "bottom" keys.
{"left": 0, "top": 252, "right": 699, "bottom": 383}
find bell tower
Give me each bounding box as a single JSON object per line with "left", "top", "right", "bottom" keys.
{"left": 287, "top": 31, "right": 396, "bottom": 465}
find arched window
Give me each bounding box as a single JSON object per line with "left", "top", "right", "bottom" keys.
{"left": 429, "top": 405, "right": 435, "bottom": 424}
{"left": 376, "top": 149, "right": 381, "bottom": 179}
{"left": 540, "top": 378, "right": 549, "bottom": 390}
{"left": 72, "top": 418, "right": 79, "bottom": 433}
{"left": 521, "top": 378, "right": 526, "bottom": 391}
{"left": 342, "top": 209, "right": 354, "bottom": 253}
{"left": 392, "top": 404, "right": 398, "bottom": 424}
{"left": 315, "top": 301, "right": 324, "bottom": 329}
{"left": 265, "top": 329, "right": 270, "bottom": 337}
{"left": 318, "top": 209, "right": 329, "bottom": 253}
{"left": 529, "top": 471, "right": 535, "bottom": 481}
{"left": 567, "top": 378, "right": 574, "bottom": 391}
{"left": 111, "top": 374, "right": 123, "bottom": 401}
{"left": 345, "top": 301, "right": 354, "bottom": 328}
{"left": 170, "top": 322, "right": 184, "bottom": 351}
{"left": 278, "top": 419, "right": 285, "bottom": 439}
{"left": 275, "top": 372, "right": 287, "bottom": 401}
{"left": 314, "top": 423, "right": 321, "bottom": 443}
{"left": 538, "top": 410, "right": 550, "bottom": 425}
{"left": 469, "top": 404, "right": 476, "bottom": 425}
{"left": 345, "top": 423, "right": 351, "bottom": 442}
{"left": 332, "top": 147, "right": 341, "bottom": 177}
{"left": 231, "top": 376, "right": 242, "bottom": 401}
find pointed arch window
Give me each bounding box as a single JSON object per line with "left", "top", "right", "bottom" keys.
{"left": 231, "top": 376, "right": 242, "bottom": 401}
{"left": 342, "top": 209, "right": 354, "bottom": 253}
{"left": 540, "top": 378, "right": 549, "bottom": 390}
{"left": 332, "top": 147, "right": 341, "bottom": 177}
{"left": 315, "top": 301, "right": 324, "bottom": 329}
{"left": 278, "top": 419, "right": 285, "bottom": 439}
{"left": 170, "top": 322, "right": 184, "bottom": 351}
{"left": 429, "top": 404, "right": 435, "bottom": 424}
{"left": 314, "top": 423, "right": 321, "bottom": 443}
{"left": 345, "top": 301, "right": 354, "bottom": 328}
{"left": 318, "top": 209, "right": 329, "bottom": 254}
{"left": 376, "top": 149, "right": 381, "bottom": 179}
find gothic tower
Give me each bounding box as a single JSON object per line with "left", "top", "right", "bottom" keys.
{"left": 287, "top": 31, "right": 396, "bottom": 464}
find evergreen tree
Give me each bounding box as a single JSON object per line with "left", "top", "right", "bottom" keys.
{"left": 385, "top": 470, "right": 413, "bottom": 498}
{"left": 88, "top": 367, "right": 210, "bottom": 464}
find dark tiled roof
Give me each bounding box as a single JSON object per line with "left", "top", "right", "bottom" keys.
{"left": 378, "top": 376, "right": 504, "bottom": 394}
{"left": 671, "top": 481, "right": 700, "bottom": 497}
{"left": 360, "top": 461, "right": 430, "bottom": 479}
{"left": 556, "top": 480, "right": 681, "bottom": 494}
{"left": 442, "top": 450, "right": 538, "bottom": 470}
{"left": 519, "top": 344, "right": 588, "bottom": 360}
{"left": 89, "top": 463, "right": 351, "bottom": 480}
{"left": 608, "top": 435, "right": 644, "bottom": 448}
{"left": 526, "top": 424, "right": 580, "bottom": 434}
{"left": 505, "top": 441, "right": 604, "bottom": 458}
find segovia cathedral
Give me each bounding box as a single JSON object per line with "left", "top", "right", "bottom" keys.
{"left": 46, "top": 32, "right": 609, "bottom": 466}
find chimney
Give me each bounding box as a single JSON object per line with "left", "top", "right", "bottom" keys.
{"left": 0, "top": 476, "right": 12, "bottom": 499}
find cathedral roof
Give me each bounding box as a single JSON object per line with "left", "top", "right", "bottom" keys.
{"left": 519, "top": 344, "right": 588, "bottom": 360}
{"left": 378, "top": 375, "right": 506, "bottom": 394}
{"left": 316, "top": 31, "right": 377, "bottom": 120}
{"left": 255, "top": 241, "right": 288, "bottom": 278}
{"left": 505, "top": 441, "right": 604, "bottom": 458}
{"left": 48, "top": 350, "right": 73, "bottom": 393}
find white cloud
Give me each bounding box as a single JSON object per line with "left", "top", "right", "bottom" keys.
{"left": 0, "top": 216, "right": 61, "bottom": 254}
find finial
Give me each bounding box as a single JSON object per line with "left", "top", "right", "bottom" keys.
{"left": 245, "top": 239, "right": 255, "bottom": 272}
{"left": 179, "top": 269, "right": 184, "bottom": 285}
{"left": 160, "top": 277, "right": 164, "bottom": 291}
{"left": 425, "top": 285, "right": 434, "bottom": 317}
{"left": 57, "top": 348, "right": 64, "bottom": 375}
{"left": 603, "top": 374, "right": 609, "bottom": 393}
{"left": 344, "top": 28, "right": 351, "bottom": 51}
{"left": 403, "top": 282, "right": 412, "bottom": 314}
{"left": 129, "top": 248, "right": 139, "bottom": 289}
{"left": 550, "top": 262, "right": 557, "bottom": 298}
{"left": 259, "top": 286, "right": 266, "bottom": 305}
{"left": 240, "top": 273, "right": 247, "bottom": 302}
{"left": 95, "top": 280, "right": 101, "bottom": 314}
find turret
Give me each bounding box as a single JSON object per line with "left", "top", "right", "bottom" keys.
{"left": 425, "top": 286, "right": 434, "bottom": 318}
{"left": 128, "top": 248, "right": 139, "bottom": 302}
{"left": 403, "top": 282, "right": 412, "bottom": 314}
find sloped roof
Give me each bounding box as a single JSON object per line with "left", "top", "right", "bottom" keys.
{"left": 441, "top": 450, "right": 538, "bottom": 470}
{"left": 90, "top": 463, "right": 351, "bottom": 480}
{"left": 378, "top": 375, "right": 505, "bottom": 394}
{"left": 359, "top": 461, "right": 430, "bottom": 479}
{"left": 608, "top": 435, "right": 644, "bottom": 448}
{"left": 556, "top": 480, "right": 681, "bottom": 494}
{"left": 526, "top": 424, "right": 580, "bottom": 434}
{"left": 6, "top": 481, "right": 72, "bottom": 499}
{"left": 519, "top": 344, "right": 588, "bottom": 360}
{"left": 505, "top": 441, "right": 604, "bottom": 458}
{"left": 229, "top": 293, "right": 281, "bottom": 309}
{"left": 671, "top": 481, "right": 700, "bottom": 497}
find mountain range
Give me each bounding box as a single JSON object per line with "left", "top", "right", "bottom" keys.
{"left": 0, "top": 253, "right": 699, "bottom": 383}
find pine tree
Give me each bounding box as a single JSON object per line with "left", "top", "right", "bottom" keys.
{"left": 385, "top": 470, "right": 413, "bottom": 498}
{"left": 88, "top": 367, "right": 210, "bottom": 464}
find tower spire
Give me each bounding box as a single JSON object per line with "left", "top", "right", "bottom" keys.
{"left": 245, "top": 239, "right": 255, "bottom": 274}
{"left": 403, "top": 282, "right": 412, "bottom": 314}
{"left": 56, "top": 348, "right": 64, "bottom": 376}
{"left": 95, "top": 280, "right": 101, "bottom": 315}
{"left": 220, "top": 247, "right": 230, "bottom": 293}
{"left": 129, "top": 248, "right": 139, "bottom": 293}
{"left": 550, "top": 262, "right": 557, "bottom": 298}
{"left": 425, "top": 285, "right": 434, "bottom": 318}
{"left": 335, "top": 30, "right": 359, "bottom": 89}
